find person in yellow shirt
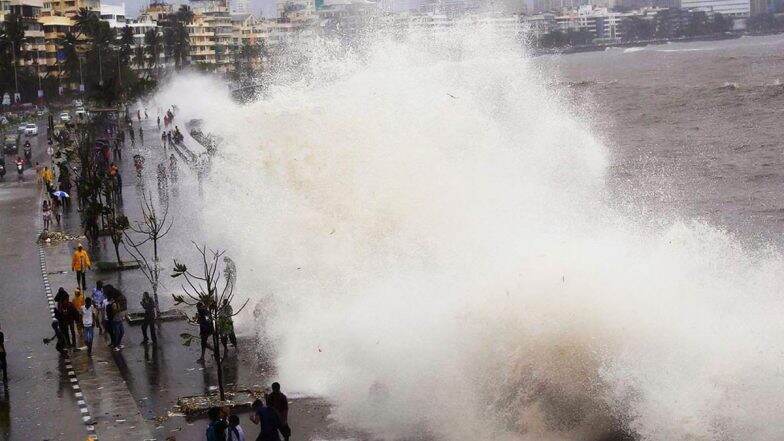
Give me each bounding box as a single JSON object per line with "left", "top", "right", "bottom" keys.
{"left": 42, "top": 166, "right": 54, "bottom": 193}
{"left": 71, "top": 244, "right": 91, "bottom": 290}
{"left": 72, "top": 288, "right": 85, "bottom": 334}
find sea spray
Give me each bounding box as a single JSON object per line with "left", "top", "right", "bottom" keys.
{"left": 153, "top": 24, "right": 784, "bottom": 441}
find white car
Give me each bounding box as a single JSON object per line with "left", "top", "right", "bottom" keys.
{"left": 73, "top": 99, "right": 83, "bottom": 107}
{"left": 17, "top": 124, "right": 26, "bottom": 133}
{"left": 60, "top": 112, "right": 71, "bottom": 123}
{"left": 24, "top": 123, "right": 38, "bottom": 136}
{"left": 75, "top": 107, "right": 86, "bottom": 118}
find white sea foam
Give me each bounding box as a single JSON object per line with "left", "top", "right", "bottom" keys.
{"left": 154, "top": 24, "right": 784, "bottom": 441}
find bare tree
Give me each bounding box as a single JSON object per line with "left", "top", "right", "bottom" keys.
{"left": 123, "top": 191, "right": 173, "bottom": 315}
{"left": 171, "top": 243, "right": 248, "bottom": 401}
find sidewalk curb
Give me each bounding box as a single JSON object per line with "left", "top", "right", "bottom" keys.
{"left": 38, "top": 242, "right": 99, "bottom": 441}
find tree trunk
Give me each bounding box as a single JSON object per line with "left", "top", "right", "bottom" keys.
{"left": 211, "top": 321, "right": 225, "bottom": 401}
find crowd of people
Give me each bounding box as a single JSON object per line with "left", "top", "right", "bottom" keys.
{"left": 46, "top": 270, "right": 135, "bottom": 355}
{"left": 22, "top": 104, "right": 298, "bottom": 441}
{"left": 206, "top": 382, "right": 292, "bottom": 441}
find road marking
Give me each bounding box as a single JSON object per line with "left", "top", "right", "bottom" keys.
{"left": 39, "top": 241, "right": 99, "bottom": 440}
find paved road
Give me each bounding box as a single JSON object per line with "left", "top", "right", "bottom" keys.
{"left": 0, "top": 120, "right": 90, "bottom": 440}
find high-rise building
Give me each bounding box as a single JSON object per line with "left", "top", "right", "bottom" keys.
{"left": 9, "top": 0, "right": 46, "bottom": 72}
{"left": 680, "top": 0, "right": 750, "bottom": 16}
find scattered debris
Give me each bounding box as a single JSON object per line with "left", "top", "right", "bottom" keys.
{"left": 37, "top": 230, "right": 84, "bottom": 245}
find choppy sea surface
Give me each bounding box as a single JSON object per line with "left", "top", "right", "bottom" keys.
{"left": 537, "top": 34, "right": 784, "bottom": 246}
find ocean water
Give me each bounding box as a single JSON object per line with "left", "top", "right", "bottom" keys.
{"left": 152, "top": 29, "right": 784, "bottom": 441}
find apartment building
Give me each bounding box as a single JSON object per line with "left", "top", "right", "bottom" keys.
{"left": 41, "top": 0, "right": 99, "bottom": 17}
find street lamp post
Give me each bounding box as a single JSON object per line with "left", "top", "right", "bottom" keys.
{"left": 78, "top": 56, "right": 85, "bottom": 93}
{"left": 11, "top": 41, "right": 20, "bottom": 103}
{"left": 98, "top": 45, "right": 104, "bottom": 86}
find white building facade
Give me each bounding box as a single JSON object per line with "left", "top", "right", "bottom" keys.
{"left": 680, "top": 0, "right": 751, "bottom": 16}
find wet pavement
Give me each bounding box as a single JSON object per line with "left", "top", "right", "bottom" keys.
{"left": 0, "top": 121, "right": 91, "bottom": 440}
{"left": 8, "top": 114, "right": 362, "bottom": 441}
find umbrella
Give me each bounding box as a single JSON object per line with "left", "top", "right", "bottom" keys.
{"left": 52, "top": 190, "right": 69, "bottom": 198}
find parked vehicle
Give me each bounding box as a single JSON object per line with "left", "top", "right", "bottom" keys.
{"left": 59, "top": 112, "right": 71, "bottom": 123}
{"left": 75, "top": 107, "right": 86, "bottom": 118}
{"left": 17, "top": 124, "right": 26, "bottom": 134}
{"left": 3, "top": 133, "right": 19, "bottom": 154}
{"left": 24, "top": 123, "right": 38, "bottom": 136}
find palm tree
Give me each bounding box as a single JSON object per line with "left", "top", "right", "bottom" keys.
{"left": 144, "top": 29, "right": 163, "bottom": 77}
{"left": 119, "top": 26, "right": 134, "bottom": 65}
{"left": 56, "top": 31, "right": 81, "bottom": 84}
{"left": 134, "top": 43, "right": 146, "bottom": 71}
{"left": 73, "top": 8, "right": 100, "bottom": 39}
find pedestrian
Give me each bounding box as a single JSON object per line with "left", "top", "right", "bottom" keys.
{"left": 266, "top": 382, "right": 290, "bottom": 441}
{"left": 167, "top": 131, "right": 172, "bottom": 146}
{"left": 139, "top": 126, "right": 144, "bottom": 143}
{"left": 197, "top": 302, "right": 213, "bottom": 363}
{"left": 58, "top": 294, "right": 77, "bottom": 348}
{"left": 35, "top": 162, "right": 42, "bottom": 186}
{"left": 72, "top": 288, "right": 85, "bottom": 333}
{"left": 227, "top": 414, "right": 246, "bottom": 441}
{"left": 53, "top": 289, "right": 71, "bottom": 347}
{"left": 81, "top": 297, "right": 96, "bottom": 356}
{"left": 144, "top": 109, "right": 148, "bottom": 120}
{"left": 206, "top": 407, "right": 228, "bottom": 441}
{"left": 218, "top": 299, "right": 237, "bottom": 356}
{"left": 51, "top": 195, "right": 61, "bottom": 226}
{"left": 106, "top": 285, "right": 127, "bottom": 350}
{"left": 137, "top": 109, "right": 141, "bottom": 121}
{"left": 161, "top": 131, "right": 167, "bottom": 149}
{"left": 129, "top": 127, "right": 135, "bottom": 145}
{"left": 140, "top": 292, "right": 157, "bottom": 345}
{"left": 250, "top": 397, "right": 284, "bottom": 441}
{"left": 44, "top": 319, "right": 68, "bottom": 356}
{"left": 0, "top": 323, "right": 7, "bottom": 385}
{"left": 71, "top": 244, "right": 91, "bottom": 290}
{"left": 92, "top": 281, "right": 106, "bottom": 335}
{"left": 42, "top": 199, "right": 52, "bottom": 230}
{"left": 157, "top": 115, "right": 160, "bottom": 130}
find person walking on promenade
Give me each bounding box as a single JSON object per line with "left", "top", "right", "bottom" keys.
{"left": 157, "top": 115, "right": 161, "bottom": 130}
{"left": 81, "top": 298, "right": 96, "bottom": 356}
{"left": 266, "top": 382, "right": 290, "bottom": 441}
{"left": 92, "top": 281, "right": 106, "bottom": 335}
{"left": 140, "top": 292, "right": 157, "bottom": 345}
{"left": 42, "top": 166, "right": 54, "bottom": 193}
{"left": 71, "top": 244, "right": 91, "bottom": 291}
{"left": 250, "top": 397, "right": 284, "bottom": 441}
{"left": 44, "top": 319, "right": 68, "bottom": 356}
{"left": 227, "top": 414, "right": 246, "bottom": 441}
{"left": 106, "top": 286, "right": 127, "bottom": 350}
{"left": 54, "top": 289, "right": 73, "bottom": 347}
{"left": 218, "top": 299, "right": 237, "bottom": 356}
{"left": 197, "top": 302, "right": 213, "bottom": 363}
{"left": 51, "top": 195, "right": 61, "bottom": 226}
{"left": 139, "top": 126, "right": 144, "bottom": 143}
{"left": 72, "top": 288, "right": 85, "bottom": 334}
{"left": 161, "top": 131, "right": 167, "bottom": 150}
{"left": 206, "top": 407, "right": 227, "bottom": 441}
{"left": 0, "top": 323, "right": 7, "bottom": 385}
{"left": 42, "top": 199, "right": 52, "bottom": 230}
{"left": 129, "top": 127, "right": 136, "bottom": 146}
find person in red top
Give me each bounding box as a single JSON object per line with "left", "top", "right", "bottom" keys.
{"left": 266, "top": 382, "right": 290, "bottom": 441}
